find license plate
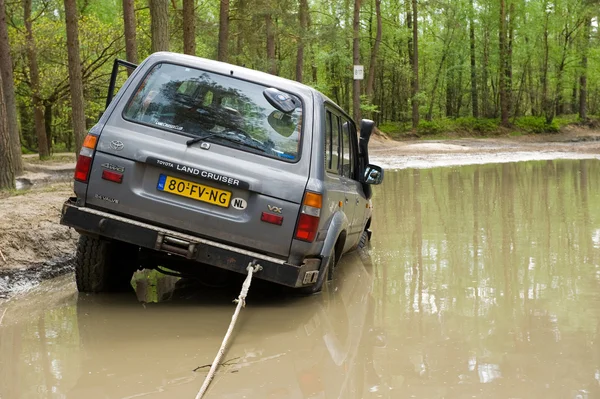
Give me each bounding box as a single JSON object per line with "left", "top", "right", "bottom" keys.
{"left": 157, "top": 174, "right": 231, "bottom": 208}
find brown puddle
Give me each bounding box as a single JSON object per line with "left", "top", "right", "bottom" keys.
{"left": 1, "top": 159, "right": 600, "bottom": 398}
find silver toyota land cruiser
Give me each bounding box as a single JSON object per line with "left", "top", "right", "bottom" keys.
{"left": 60, "top": 52, "right": 383, "bottom": 294}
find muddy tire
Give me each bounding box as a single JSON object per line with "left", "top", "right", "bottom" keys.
{"left": 75, "top": 235, "right": 138, "bottom": 293}
{"left": 358, "top": 230, "right": 369, "bottom": 249}
{"left": 297, "top": 247, "right": 336, "bottom": 295}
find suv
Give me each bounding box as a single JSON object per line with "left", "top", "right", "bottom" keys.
{"left": 60, "top": 52, "right": 383, "bottom": 294}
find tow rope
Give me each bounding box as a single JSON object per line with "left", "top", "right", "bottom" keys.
{"left": 194, "top": 262, "right": 263, "bottom": 399}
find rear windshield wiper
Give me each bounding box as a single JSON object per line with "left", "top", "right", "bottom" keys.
{"left": 186, "top": 133, "right": 221, "bottom": 147}
{"left": 187, "top": 132, "right": 267, "bottom": 153}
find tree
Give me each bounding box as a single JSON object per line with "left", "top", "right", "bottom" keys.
{"left": 183, "top": 0, "right": 196, "bottom": 55}
{"left": 579, "top": 15, "right": 591, "bottom": 121}
{"left": 64, "top": 0, "right": 86, "bottom": 154}
{"left": 266, "top": 10, "right": 276, "bottom": 74}
{"left": 352, "top": 0, "right": 361, "bottom": 122}
{"left": 295, "top": 0, "right": 308, "bottom": 82}
{"left": 469, "top": 0, "right": 478, "bottom": 118}
{"left": 0, "top": 0, "right": 22, "bottom": 174}
{"left": 150, "top": 0, "right": 169, "bottom": 52}
{"left": 24, "top": 0, "right": 49, "bottom": 158}
{"left": 365, "top": 0, "right": 381, "bottom": 106}
{"left": 411, "top": 0, "right": 419, "bottom": 128}
{"left": 217, "top": 0, "right": 228, "bottom": 61}
{"left": 123, "top": 0, "right": 138, "bottom": 64}
{"left": 499, "top": 0, "right": 509, "bottom": 127}
{"left": 0, "top": 72, "right": 15, "bottom": 190}
{"left": 541, "top": 2, "right": 551, "bottom": 123}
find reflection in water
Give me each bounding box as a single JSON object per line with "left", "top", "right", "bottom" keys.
{"left": 371, "top": 160, "right": 600, "bottom": 398}
{"left": 1, "top": 160, "right": 600, "bottom": 398}
{"left": 0, "top": 252, "right": 382, "bottom": 398}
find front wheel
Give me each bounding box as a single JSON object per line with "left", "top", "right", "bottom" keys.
{"left": 358, "top": 230, "right": 371, "bottom": 249}
{"left": 75, "top": 235, "right": 139, "bottom": 293}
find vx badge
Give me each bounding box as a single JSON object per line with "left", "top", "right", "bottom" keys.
{"left": 268, "top": 205, "right": 282, "bottom": 214}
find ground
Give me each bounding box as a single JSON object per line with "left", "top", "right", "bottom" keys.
{"left": 1, "top": 128, "right": 599, "bottom": 298}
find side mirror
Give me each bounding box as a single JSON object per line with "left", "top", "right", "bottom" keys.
{"left": 362, "top": 164, "right": 384, "bottom": 185}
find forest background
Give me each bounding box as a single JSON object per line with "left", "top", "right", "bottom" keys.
{"left": 0, "top": 0, "right": 599, "bottom": 190}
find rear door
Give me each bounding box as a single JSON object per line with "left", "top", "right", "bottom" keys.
{"left": 86, "top": 61, "right": 310, "bottom": 258}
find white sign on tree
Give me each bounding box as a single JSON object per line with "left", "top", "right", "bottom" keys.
{"left": 353, "top": 65, "right": 364, "bottom": 80}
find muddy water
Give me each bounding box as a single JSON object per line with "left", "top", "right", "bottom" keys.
{"left": 1, "top": 159, "right": 600, "bottom": 398}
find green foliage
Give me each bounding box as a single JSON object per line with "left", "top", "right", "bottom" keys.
{"left": 20, "top": 146, "right": 35, "bottom": 155}
{"left": 514, "top": 116, "right": 560, "bottom": 133}
{"left": 4, "top": 0, "right": 600, "bottom": 156}
{"left": 359, "top": 95, "right": 379, "bottom": 114}
{"left": 453, "top": 118, "right": 498, "bottom": 134}
{"left": 417, "top": 120, "right": 446, "bottom": 136}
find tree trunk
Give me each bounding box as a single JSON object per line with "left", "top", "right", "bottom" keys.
{"left": 0, "top": 72, "right": 15, "bottom": 190}
{"left": 24, "top": 0, "right": 49, "bottom": 159}
{"left": 456, "top": 62, "right": 464, "bottom": 116}
{"left": 64, "top": 0, "right": 87, "bottom": 154}
{"left": 407, "top": 0, "right": 413, "bottom": 75}
{"left": 217, "top": 0, "right": 229, "bottom": 61}
{"left": 234, "top": 0, "right": 244, "bottom": 64}
{"left": 123, "top": 0, "right": 138, "bottom": 64}
{"left": 44, "top": 102, "right": 52, "bottom": 152}
{"left": 295, "top": 0, "right": 308, "bottom": 82}
{"left": 482, "top": 23, "right": 490, "bottom": 118}
{"left": 390, "top": 69, "right": 397, "bottom": 121}
{"left": 352, "top": 0, "right": 361, "bottom": 122}
{"left": 507, "top": 1, "right": 514, "bottom": 118}
{"left": 411, "top": 0, "right": 419, "bottom": 128}
{"left": 149, "top": 0, "right": 169, "bottom": 52}
{"left": 527, "top": 60, "right": 536, "bottom": 115}
{"left": 541, "top": 5, "right": 552, "bottom": 123}
{"left": 446, "top": 63, "right": 454, "bottom": 117}
{"left": 0, "top": 0, "right": 23, "bottom": 174}
{"left": 469, "top": 0, "right": 478, "bottom": 117}
{"left": 182, "top": 0, "right": 196, "bottom": 55}
{"left": 365, "top": 0, "right": 381, "bottom": 103}
{"left": 579, "top": 16, "right": 591, "bottom": 121}
{"left": 266, "top": 13, "right": 276, "bottom": 74}
{"left": 499, "top": 0, "right": 509, "bottom": 126}
{"left": 426, "top": 50, "right": 448, "bottom": 121}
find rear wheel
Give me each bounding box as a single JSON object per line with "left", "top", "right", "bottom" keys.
{"left": 75, "top": 235, "right": 139, "bottom": 293}
{"left": 296, "top": 247, "right": 336, "bottom": 295}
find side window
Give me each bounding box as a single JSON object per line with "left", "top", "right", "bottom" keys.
{"left": 325, "top": 111, "right": 332, "bottom": 170}
{"left": 325, "top": 109, "right": 341, "bottom": 175}
{"left": 341, "top": 118, "right": 354, "bottom": 179}
{"left": 331, "top": 114, "right": 341, "bottom": 174}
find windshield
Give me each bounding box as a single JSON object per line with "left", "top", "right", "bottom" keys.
{"left": 123, "top": 63, "right": 303, "bottom": 161}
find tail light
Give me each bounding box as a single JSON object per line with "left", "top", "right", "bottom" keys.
{"left": 74, "top": 134, "right": 98, "bottom": 183}
{"left": 294, "top": 192, "right": 322, "bottom": 242}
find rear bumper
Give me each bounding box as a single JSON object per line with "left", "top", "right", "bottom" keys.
{"left": 60, "top": 199, "right": 321, "bottom": 287}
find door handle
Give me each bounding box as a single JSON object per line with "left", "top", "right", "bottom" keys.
{"left": 345, "top": 197, "right": 349, "bottom": 204}
{"left": 356, "top": 198, "right": 360, "bottom": 205}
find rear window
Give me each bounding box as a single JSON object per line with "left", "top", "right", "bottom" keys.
{"left": 123, "top": 63, "right": 303, "bottom": 162}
